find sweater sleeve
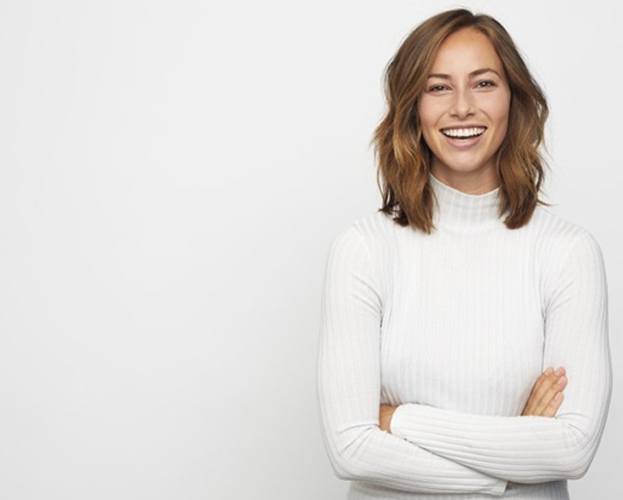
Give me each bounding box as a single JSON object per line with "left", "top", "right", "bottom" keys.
{"left": 389, "top": 229, "right": 613, "bottom": 484}
{"left": 316, "top": 224, "right": 508, "bottom": 495}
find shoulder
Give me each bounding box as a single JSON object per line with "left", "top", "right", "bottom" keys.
{"left": 324, "top": 211, "right": 399, "bottom": 290}
{"left": 531, "top": 206, "right": 606, "bottom": 284}
{"left": 328, "top": 210, "right": 400, "bottom": 251}
{"left": 531, "top": 205, "right": 603, "bottom": 259}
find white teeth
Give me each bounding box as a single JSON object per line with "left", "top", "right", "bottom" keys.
{"left": 442, "top": 127, "right": 486, "bottom": 138}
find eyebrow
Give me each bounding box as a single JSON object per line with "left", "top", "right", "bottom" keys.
{"left": 427, "top": 68, "right": 501, "bottom": 79}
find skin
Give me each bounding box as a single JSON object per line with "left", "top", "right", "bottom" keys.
{"left": 521, "top": 366, "right": 567, "bottom": 417}
{"left": 379, "top": 28, "right": 568, "bottom": 432}
{"left": 417, "top": 27, "right": 511, "bottom": 194}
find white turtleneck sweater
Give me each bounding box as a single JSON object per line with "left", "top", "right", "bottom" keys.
{"left": 316, "top": 174, "right": 612, "bottom": 500}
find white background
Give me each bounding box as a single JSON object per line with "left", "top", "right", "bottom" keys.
{"left": 0, "top": 0, "right": 620, "bottom": 498}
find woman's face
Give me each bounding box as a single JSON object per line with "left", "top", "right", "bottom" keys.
{"left": 417, "top": 28, "right": 511, "bottom": 185}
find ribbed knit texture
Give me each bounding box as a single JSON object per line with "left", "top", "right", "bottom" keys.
{"left": 316, "top": 173, "right": 613, "bottom": 499}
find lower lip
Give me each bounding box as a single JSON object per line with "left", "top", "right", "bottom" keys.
{"left": 441, "top": 129, "right": 486, "bottom": 149}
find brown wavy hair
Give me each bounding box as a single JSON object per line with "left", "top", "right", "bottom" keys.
{"left": 371, "top": 8, "right": 552, "bottom": 233}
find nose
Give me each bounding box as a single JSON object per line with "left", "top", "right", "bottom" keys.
{"left": 450, "top": 86, "right": 476, "bottom": 118}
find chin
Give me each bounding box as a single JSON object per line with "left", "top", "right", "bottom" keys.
{"left": 435, "top": 159, "right": 487, "bottom": 173}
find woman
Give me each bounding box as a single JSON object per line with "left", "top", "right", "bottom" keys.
{"left": 316, "top": 8, "right": 612, "bottom": 500}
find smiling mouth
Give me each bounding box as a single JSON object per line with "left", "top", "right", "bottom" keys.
{"left": 439, "top": 128, "right": 487, "bottom": 148}
{"left": 440, "top": 127, "right": 487, "bottom": 139}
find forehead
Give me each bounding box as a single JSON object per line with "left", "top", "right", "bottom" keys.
{"left": 430, "top": 28, "right": 502, "bottom": 74}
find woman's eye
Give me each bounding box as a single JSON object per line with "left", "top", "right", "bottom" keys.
{"left": 428, "top": 80, "right": 497, "bottom": 93}
{"left": 428, "top": 85, "right": 447, "bottom": 92}
{"left": 478, "top": 80, "right": 496, "bottom": 88}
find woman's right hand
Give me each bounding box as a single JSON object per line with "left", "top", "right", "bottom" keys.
{"left": 521, "top": 367, "right": 567, "bottom": 417}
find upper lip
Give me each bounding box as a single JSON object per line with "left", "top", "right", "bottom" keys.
{"left": 440, "top": 124, "right": 487, "bottom": 131}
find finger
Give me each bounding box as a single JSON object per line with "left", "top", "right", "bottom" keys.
{"left": 523, "top": 368, "right": 556, "bottom": 415}
{"left": 534, "top": 374, "right": 567, "bottom": 415}
{"left": 542, "top": 392, "right": 562, "bottom": 417}
{"left": 533, "top": 368, "right": 565, "bottom": 403}
{"left": 532, "top": 367, "right": 561, "bottom": 398}
{"left": 533, "top": 374, "right": 564, "bottom": 415}
{"left": 542, "top": 391, "right": 564, "bottom": 417}
{"left": 529, "top": 369, "right": 564, "bottom": 415}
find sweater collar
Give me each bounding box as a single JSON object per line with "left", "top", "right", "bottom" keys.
{"left": 429, "top": 173, "right": 505, "bottom": 233}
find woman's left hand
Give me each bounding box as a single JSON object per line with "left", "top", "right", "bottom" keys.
{"left": 379, "top": 404, "right": 399, "bottom": 432}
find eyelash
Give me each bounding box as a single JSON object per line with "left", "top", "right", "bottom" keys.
{"left": 428, "top": 80, "right": 497, "bottom": 92}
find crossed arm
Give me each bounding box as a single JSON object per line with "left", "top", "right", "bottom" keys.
{"left": 317, "top": 225, "right": 612, "bottom": 494}
{"left": 386, "top": 230, "right": 612, "bottom": 483}
{"left": 317, "top": 225, "right": 508, "bottom": 495}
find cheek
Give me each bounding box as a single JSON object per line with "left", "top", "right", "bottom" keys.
{"left": 417, "top": 98, "right": 440, "bottom": 129}
{"left": 481, "top": 92, "right": 511, "bottom": 124}
{"left": 417, "top": 100, "right": 444, "bottom": 146}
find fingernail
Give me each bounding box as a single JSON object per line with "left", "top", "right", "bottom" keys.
{"left": 555, "top": 367, "right": 563, "bottom": 375}
{"left": 545, "top": 367, "right": 553, "bottom": 375}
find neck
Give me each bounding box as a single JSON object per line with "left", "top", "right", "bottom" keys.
{"left": 429, "top": 173, "right": 504, "bottom": 233}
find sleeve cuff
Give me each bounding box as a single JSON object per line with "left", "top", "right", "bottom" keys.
{"left": 389, "top": 403, "right": 405, "bottom": 436}
{"left": 487, "top": 479, "right": 508, "bottom": 496}
{"left": 390, "top": 404, "right": 508, "bottom": 497}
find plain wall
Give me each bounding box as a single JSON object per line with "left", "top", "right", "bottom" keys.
{"left": 0, "top": 0, "right": 620, "bottom": 498}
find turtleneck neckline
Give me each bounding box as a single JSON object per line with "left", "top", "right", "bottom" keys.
{"left": 429, "top": 173, "right": 505, "bottom": 233}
